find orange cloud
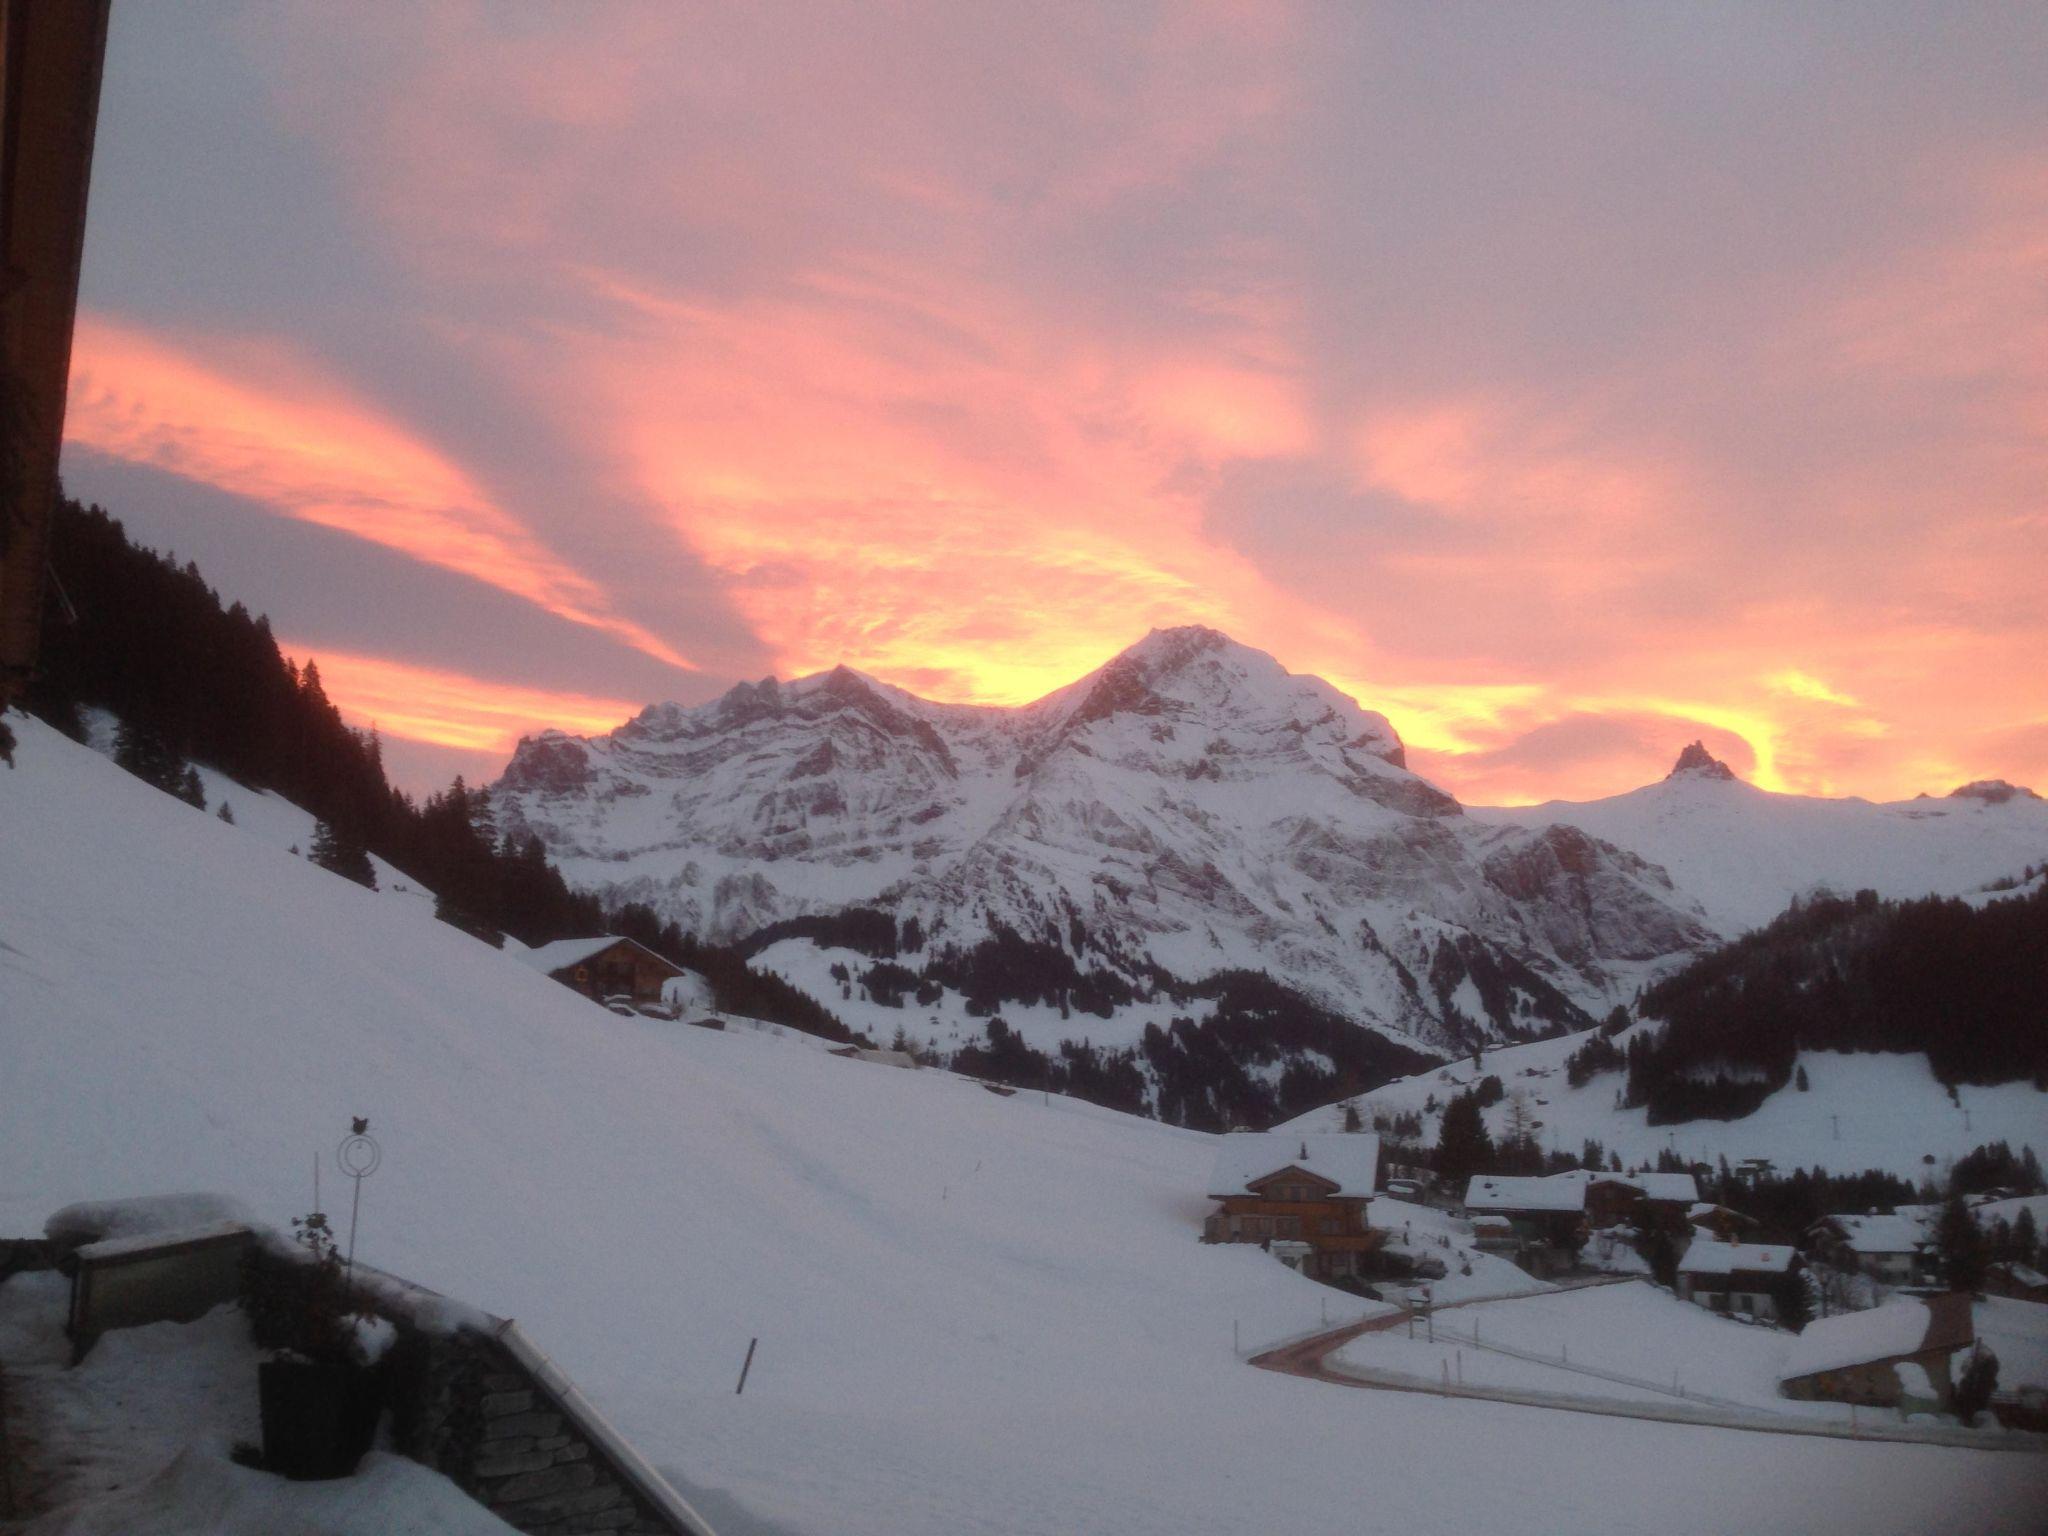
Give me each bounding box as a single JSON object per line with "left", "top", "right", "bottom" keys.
{"left": 66, "top": 314, "right": 693, "bottom": 671}
{"left": 563, "top": 266, "right": 1353, "bottom": 705}
{"left": 286, "top": 646, "right": 637, "bottom": 754}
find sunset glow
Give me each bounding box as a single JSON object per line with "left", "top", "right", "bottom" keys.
{"left": 58, "top": 5, "right": 2048, "bottom": 802}
{"left": 287, "top": 648, "right": 641, "bottom": 757}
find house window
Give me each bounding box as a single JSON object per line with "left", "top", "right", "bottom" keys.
{"left": 1321, "top": 1218, "right": 1342, "bottom": 1236}
{"left": 1276, "top": 1216, "right": 1302, "bottom": 1238}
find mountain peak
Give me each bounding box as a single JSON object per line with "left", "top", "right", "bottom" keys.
{"left": 1948, "top": 779, "right": 2040, "bottom": 805}
{"left": 1666, "top": 741, "right": 1737, "bottom": 782}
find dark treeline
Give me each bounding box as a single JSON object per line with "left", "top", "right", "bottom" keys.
{"left": 742, "top": 906, "right": 1438, "bottom": 1128}
{"left": 28, "top": 497, "right": 603, "bottom": 946}
{"left": 30, "top": 498, "right": 866, "bottom": 1044}
{"left": 1582, "top": 887, "right": 2048, "bottom": 1122}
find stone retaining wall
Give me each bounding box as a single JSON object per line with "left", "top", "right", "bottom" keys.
{"left": 244, "top": 1246, "right": 707, "bottom": 1535}
{"left": 391, "top": 1327, "right": 685, "bottom": 1536}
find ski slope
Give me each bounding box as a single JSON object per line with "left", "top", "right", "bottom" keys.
{"left": 3, "top": 713, "right": 2043, "bottom": 1536}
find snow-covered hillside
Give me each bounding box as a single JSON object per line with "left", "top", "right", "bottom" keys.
{"left": 5, "top": 710, "right": 2042, "bottom": 1535}
{"left": 74, "top": 705, "right": 445, "bottom": 932}
{"left": 1283, "top": 1026, "right": 2047, "bottom": 1182}
{"left": 1476, "top": 746, "right": 2048, "bottom": 935}
{"left": 492, "top": 630, "right": 2048, "bottom": 1056}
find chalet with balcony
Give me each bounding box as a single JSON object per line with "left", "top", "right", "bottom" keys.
{"left": 1202, "top": 1134, "right": 1383, "bottom": 1282}
{"left": 518, "top": 936, "right": 687, "bottom": 1007}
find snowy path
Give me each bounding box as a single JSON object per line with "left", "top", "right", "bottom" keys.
{"left": 1253, "top": 1286, "right": 2048, "bottom": 1455}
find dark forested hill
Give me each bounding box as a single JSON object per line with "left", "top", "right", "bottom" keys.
{"left": 1618, "top": 885, "right": 2048, "bottom": 1121}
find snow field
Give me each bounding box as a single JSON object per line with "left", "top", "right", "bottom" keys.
{"left": 1288, "top": 1028, "right": 2048, "bottom": 1183}
{"left": 3, "top": 713, "right": 2045, "bottom": 1536}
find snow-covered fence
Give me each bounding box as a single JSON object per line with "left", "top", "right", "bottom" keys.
{"left": 1426, "top": 1314, "right": 1752, "bottom": 1410}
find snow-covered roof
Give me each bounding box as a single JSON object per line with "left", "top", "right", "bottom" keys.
{"left": 74, "top": 1218, "right": 254, "bottom": 1263}
{"left": 1465, "top": 1172, "right": 1594, "bottom": 1213}
{"left": 1677, "top": 1236, "right": 1797, "bottom": 1276}
{"left": 1782, "top": 1297, "right": 1972, "bottom": 1380}
{"left": 1461, "top": 1168, "right": 1698, "bottom": 1215}
{"left": 45, "top": 1192, "right": 256, "bottom": 1247}
{"left": 1631, "top": 1172, "right": 1701, "bottom": 1203}
{"left": 1814, "top": 1210, "right": 1931, "bottom": 1255}
{"left": 1206, "top": 1133, "right": 1380, "bottom": 1199}
{"left": 1994, "top": 1262, "right": 2048, "bottom": 1288}
{"left": 517, "top": 936, "right": 673, "bottom": 976}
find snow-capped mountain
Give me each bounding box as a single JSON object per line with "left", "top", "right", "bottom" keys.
{"left": 1474, "top": 744, "right": 2048, "bottom": 935}
{"left": 492, "top": 629, "right": 1714, "bottom": 1050}
{"left": 492, "top": 629, "right": 2047, "bottom": 1052}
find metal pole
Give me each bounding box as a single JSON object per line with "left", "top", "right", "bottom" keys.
{"left": 736, "top": 1337, "right": 758, "bottom": 1395}
{"left": 346, "top": 1168, "right": 363, "bottom": 1290}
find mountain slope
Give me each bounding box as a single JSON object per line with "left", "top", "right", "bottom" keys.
{"left": 4, "top": 710, "right": 2042, "bottom": 1535}
{"left": 1474, "top": 744, "right": 2048, "bottom": 934}
{"left": 494, "top": 628, "right": 1716, "bottom": 1051}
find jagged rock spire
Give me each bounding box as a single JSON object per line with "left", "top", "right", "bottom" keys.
{"left": 1667, "top": 740, "right": 1736, "bottom": 782}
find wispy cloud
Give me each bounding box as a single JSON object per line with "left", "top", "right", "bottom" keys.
{"left": 284, "top": 646, "right": 638, "bottom": 755}
{"left": 67, "top": 315, "right": 693, "bottom": 670}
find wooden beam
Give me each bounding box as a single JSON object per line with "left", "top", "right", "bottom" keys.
{"left": 0, "top": 0, "right": 111, "bottom": 720}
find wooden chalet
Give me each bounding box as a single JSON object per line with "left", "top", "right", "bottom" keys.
{"left": 1986, "top": 1261, "right": 2048, "bottom": 1303}
{"left": 1461, "top": 1168, "right": 1701, "bottom": 1275}
{"left": 1805, "top": 1210, "right": 1934, "bottom": 1286}
{"left": 1780, "top": 1294, "right": 1975, "bottom": 1409}
{"left": 518, "top": 936, "right": 685, "bottom": 1006}
{"left": 1686, "top": 1203, "right": 1760, "bottom": 1243}
{"left": 1202, "top": 1134, "right": 1384, "bottom": 1282}
{"left": 1675, "top": 1237, "right": 1802, "bottom": 1323}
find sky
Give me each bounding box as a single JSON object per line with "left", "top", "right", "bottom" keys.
{"left": 57, "top": 2, "right": 2048, "bottom": 805}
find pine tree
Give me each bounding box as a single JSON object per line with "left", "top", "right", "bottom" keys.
{"left": 1795, "top": 1065, "right": 1810, "bottom": 1091}
{"left": 217, "top": 801, "right": 235, "bottom": 824}
{"left": 113, "top": 718, "right": 189, "bottom": 798}
{"left": 178, "top": 765, "right": 206, "bottom": 809}
{"left": 310, "top": 817, "right": 378, "bottom": 890}
{"left": 2014, "top": 1206, "right": 2039, "bottom": 1267}
{"left": 1435, "top": 1091, "right": 1494, "bottom": 1188}
{"left": 1342, "top": 1100, "right": 1364, "bottom": 1133}
{"left": 1935, "top": 1195, "right": 1988, "bottom": 1292}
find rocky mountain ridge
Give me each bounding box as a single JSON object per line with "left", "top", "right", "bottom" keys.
{"left": 494, "top": 629, "right": 1711, "bottom": 1050}
{"left": 493, "top": 627, "right": 2048, "bottom": 1055}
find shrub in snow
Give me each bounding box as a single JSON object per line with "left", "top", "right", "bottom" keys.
{"left": 1953, "top": 1346, "right": 2000, "bottom": 1427}
{"left": 244, "top": 1211, "right": 386, "bottom": 1368}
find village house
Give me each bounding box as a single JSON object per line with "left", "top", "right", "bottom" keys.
{"left": 1686, "top": 1203, "right": 1760, "bottom": 1243}
{"left": 1461, "top": 1168, "right": 1701, "bottom": 1275}
{"left": 1675, "top": 1237, "right": 1802, "bottom": 1323}
{"left": 1779, "top": 1294, "right": 1975, "bottom": 1410}
{"left": 1202, "top": 1133, "right": 1384, "bottom": 1283}
{"left": 517, "top": 936, "right": 687, "bottom": 1008}
{"left": 1985, "top": 1260, "right": 2048, "bottom": 1303}
{"left": 1806, "top": 1210, "right": 1934, "bottom": 1286}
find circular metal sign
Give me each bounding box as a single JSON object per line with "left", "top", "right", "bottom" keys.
{"left": 337, "top": 1133, "right": 382, "bottom": 1178}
